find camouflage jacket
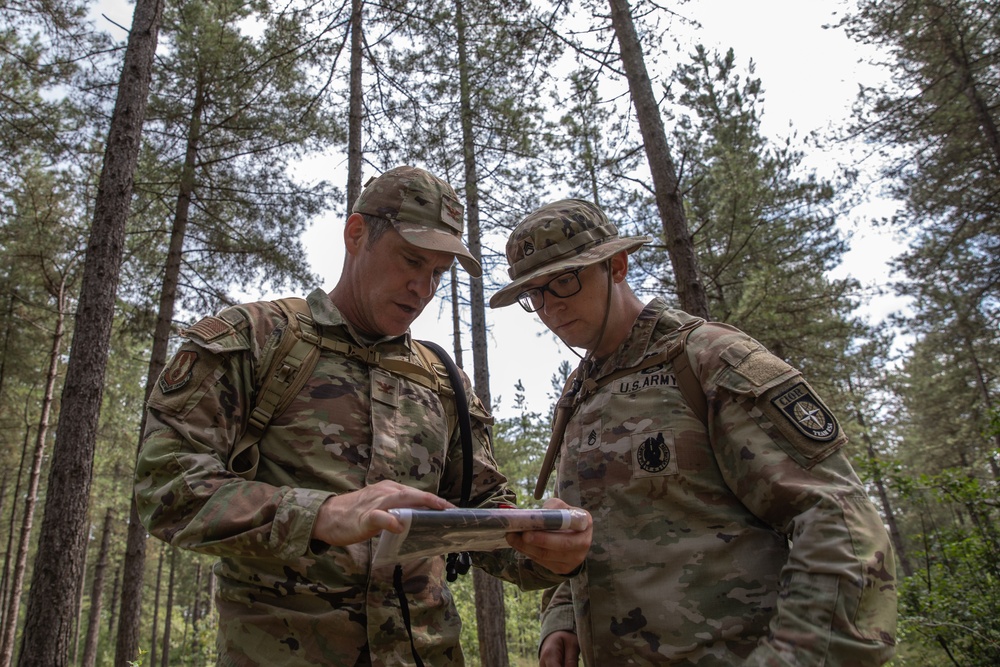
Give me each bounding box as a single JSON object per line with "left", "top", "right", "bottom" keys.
{"left": 539, "top": 298, "right": 897, "bottom": 666}
{"left": 135, "top": 289, "right": 562, "bottom": 667}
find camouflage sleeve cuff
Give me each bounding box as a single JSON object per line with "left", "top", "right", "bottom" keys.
{"left": 270, "top": 487, "right": 335, "bottom": 560}
{"left": 472, "top": 548, "right": 569, "bottom": 591}
{"left": 539, "top": 602, "right": 576, "bottom": 644}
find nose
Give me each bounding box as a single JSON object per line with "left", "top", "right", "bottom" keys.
{"left": 540, "top": 292, "right": 565, "bottom": 317}
{"left": 409, "top": 271, "right": 439, "bottom": 299}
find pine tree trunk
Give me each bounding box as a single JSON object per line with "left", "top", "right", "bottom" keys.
{"left": 925, "top": 0, "right": 1000, "bottom": 171}
{"left": 1, "top": 277, "right": 68, "bottom": 667}
{"left": 17, "top": 0, "right": 164, "bottom": 663}
{"left": 150, "top": 547, "right": 164, "bottom": 667}
{"left": 0, "top": 471, "right": 6, "bottom": 635}
{"left": 72, "top": 543, "right": 89, "bottom": 665}
{"left": 452, "top": 0, "right": 510, "bottom": 662}
{"left": 192, "top": 562, "right": 202, "bottom": 627}
{"left": 0, "top": 434, "right": 30, "bottom": 642}
{"left": 116, "top": 32, "right": 206, "bottom": 667}
{"left": 108, "top": 565, "right": 121, "bottom": 637}
{"left": 346, "top": 0, "right": 363, "bottom": 210}
{"left": 205, "top": 568, "right": 216, "bottom": 624}
{"left": 606, "top": 0, "right": 710, "bottom": 319}
{"left": 190, "top": 562, "right": 203, "bottom": 656}
{"left": 160, "top": 549, "right": 177, "bottom": 667}
{"left": 81, "top": 508, "right": 114, "bottom": 667}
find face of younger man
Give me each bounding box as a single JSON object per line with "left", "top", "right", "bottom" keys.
{"left": 521, "top": 262, "right": 612, "bottom": 353}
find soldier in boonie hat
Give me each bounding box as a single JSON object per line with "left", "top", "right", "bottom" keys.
{"left": 353, "top": 165, "right": 482, "bottom": 277}
{"left": 487, "top": 198, "right": 899, "bottom": 667}
{"left": 489, "top": 199, "right": 650, "bottom": 308}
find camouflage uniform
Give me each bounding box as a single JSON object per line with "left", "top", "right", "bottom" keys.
{"left": 489, "top": 200, "right": 897, "bottom": 666}
{"left": 136, "top": 168, "right": 565, "bottom": 667}
{"left": 136, "top": 290, "right": 562, "bottom": 666}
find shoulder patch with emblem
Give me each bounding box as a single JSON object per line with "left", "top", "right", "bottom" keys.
{"left": 159, "top": 350, "right": 199, "bottom": 394}
{"left": 770, "top": 382, "right": 839, "bottom": 441}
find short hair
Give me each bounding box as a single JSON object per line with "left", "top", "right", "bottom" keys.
{"left": 361, "top": 213, "right": 394, "bottom": 249}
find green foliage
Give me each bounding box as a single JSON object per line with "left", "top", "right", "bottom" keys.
{"left": 450, "top": 574, "right": 544, "bottom": 667}
{"left": 124, "top": 0, "right": 344, "bottom": 321}
{"left": 844, "top": 0, "right": 1000, "bottom": 318}
{"left": 491, "top": 381, "right": 552, "bottom": 504}
{"left": 546, "top": 65, "right": 646, "bottom": 213}
{"left": 370, "top": 0, "right": 562, "bottom": 237}
{"left": 841, "top": 7, "right": 1000, "bottom": 662}
{"left": 894, "top": 471, "right": 1000, "bottom": 665}
{"left": 652, "top": 45, "right": 861, "bottom": 380}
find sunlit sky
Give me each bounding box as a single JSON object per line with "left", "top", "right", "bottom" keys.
{"left": 91, "top": 0, "right": 908, "bottom": 419}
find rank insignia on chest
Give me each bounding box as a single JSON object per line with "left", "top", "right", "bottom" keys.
{"left": 771, "top": 382, "right": 839, "bottom": 441}
{"left": 371, "top": 369, "right": 399, "bottom": 407}
{"left": 159, "top": 350, "right": 199, "bottom": 394}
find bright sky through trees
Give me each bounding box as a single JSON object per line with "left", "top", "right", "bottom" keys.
{"left": 90, "top": 0, "right": 905, "bottom": 419}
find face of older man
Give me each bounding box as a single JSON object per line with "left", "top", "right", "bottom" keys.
{"left": 339, "top": 215, "right": 455, "bottom": 337}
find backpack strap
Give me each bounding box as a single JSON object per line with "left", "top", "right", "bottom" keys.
{"left": 414, "top": 341, "right": 472, "bottom": 507}
{"left": 414, "top": 340, "right": 474, "bottom": 582}
{"left": 533, "top": 318, "right": 707, "bottom": 499}
{"left": 533, "top": 369, "right": 580, "bottom": 499}
{"left": 229, "top": 298, "right": 319, "bottom": 479}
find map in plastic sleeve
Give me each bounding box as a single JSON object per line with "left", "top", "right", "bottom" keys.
{"left": 372, "top": 507, "right": 589, "bottom": 567}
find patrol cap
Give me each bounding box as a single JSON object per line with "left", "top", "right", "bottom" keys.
{"left": 352, "top": 165, "right": 482, "bottom": 277}
{"left": 489, "top": 199, "right": 651, "bottom": 308}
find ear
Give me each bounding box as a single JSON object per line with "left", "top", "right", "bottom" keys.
{"left": 344, "top": 213, "right": 367, "bottom": 256}
{"left": 610, "top": 251, "right": 629, "bottom": 283}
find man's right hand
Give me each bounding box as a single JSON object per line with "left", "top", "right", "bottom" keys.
{"left": 539, "top": 630, "right": 580, "bottom": 667}
{"left": 311, "top": 479, "right": 453, "bottom": 546}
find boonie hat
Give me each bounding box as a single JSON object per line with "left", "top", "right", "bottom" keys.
{"left": 489, "top": 199, "right": 651, "bottom": 308}
{"left": 352, "top": 166, "right": 482, "bottom": 277}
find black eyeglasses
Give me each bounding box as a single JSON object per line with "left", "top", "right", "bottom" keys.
{"left": 517, "top": 269, "right": 583, "bottom": 312}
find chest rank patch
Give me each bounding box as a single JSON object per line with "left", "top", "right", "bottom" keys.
{"left": 371, "top": 369, "right": 399, "bottom": 408}
{"left": 159, "top": 350, "right": 199, "bottom": 394}
{"left": 771, "top": 382, "right": 839, "bottom": 441}
{"left": 636, "top": 432, "right": 671, "bottom": 473}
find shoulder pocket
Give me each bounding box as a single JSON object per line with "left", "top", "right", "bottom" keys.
{"left": 716, "top": 341, "right": 843, "bottom": 468}
{"left": 715, "top": 339, "right": 799, "bottom": 396}
{"left": 147, "top": 313, "right": 252, "bottom": 418}
{"left": 182, "top": 309, "right": 252, "bottom": 354}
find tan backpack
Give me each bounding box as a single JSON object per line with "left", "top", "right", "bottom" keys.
{"left": 227, "top": 297, "right": 463, "bottom": 482}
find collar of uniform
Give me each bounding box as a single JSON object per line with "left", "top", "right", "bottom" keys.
{"left": 305, "top": 288, "right": 413, "bottom": 349}
{"left": 590, "top": 297, "right": 665, "bottom": 379}
{"left": 630, "top": 297, "right": 667, "bottom": 357}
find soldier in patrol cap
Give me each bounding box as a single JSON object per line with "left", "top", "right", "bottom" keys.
{"left": 135, "top": 167, "right": 592, "bottom": 667}
{"left": 490, "top": 199, "right": 897, "bottom": 666}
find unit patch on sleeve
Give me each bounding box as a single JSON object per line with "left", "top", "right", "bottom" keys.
{"left": 770, "top": 382, "right": 839, "bottom": 441}
{"left": 159, "top": 350, "right": 199, "bottom": 394}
